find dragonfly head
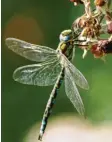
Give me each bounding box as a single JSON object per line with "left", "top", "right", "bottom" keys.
{"left": 59, "top": 29, "right": 73, "bottom": 42}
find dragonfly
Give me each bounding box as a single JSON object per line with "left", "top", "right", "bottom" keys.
{"left": 5, "top": 29, "right": 89, "bottom": 141}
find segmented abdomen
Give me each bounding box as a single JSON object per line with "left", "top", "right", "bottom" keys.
{"left": 38, "top": 68, "right": 65, "bottom": 141}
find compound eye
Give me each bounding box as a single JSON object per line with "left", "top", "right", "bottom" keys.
{"left": 59, "top": 34, "right": 70, "bottom": 42}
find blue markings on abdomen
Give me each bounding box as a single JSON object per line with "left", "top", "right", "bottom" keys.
{"left": 38, "top": 68, "right": 65, "bottom": 141}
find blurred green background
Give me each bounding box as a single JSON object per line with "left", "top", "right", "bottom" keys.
{"left": 2, "top": 0, "right": 112, "bottom": 142}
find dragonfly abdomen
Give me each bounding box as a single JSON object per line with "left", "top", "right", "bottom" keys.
{"left": 38, "top": 68, "right": 65, "bottom": 141}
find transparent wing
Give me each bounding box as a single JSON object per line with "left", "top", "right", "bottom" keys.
{"left": 64, "top": 67, "right": 85, "bottom": 115}
{"left": 5, "top": 38, "right": 57, "bottom": 62}
{"left": 62, "top": 55, "right": 89, "bottom": 90}
{"left": 13, "top": 59, "right": 62, "bottom": 86}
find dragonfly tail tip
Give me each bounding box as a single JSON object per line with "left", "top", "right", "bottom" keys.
{"left": 38, "top": 134, "right": 43, "bottom": 141}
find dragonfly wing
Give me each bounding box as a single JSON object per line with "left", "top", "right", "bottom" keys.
{"left": 62, "top": 55, "right": 89, "bottom": 90}
{"left": 5, "top": 38, "right": 57, "bottom": 62}
{"left": 64, "top": 67, "right": 85, "bottom": 115}
{"left": 13, "top": 59, "right": 62, "bottom": 86}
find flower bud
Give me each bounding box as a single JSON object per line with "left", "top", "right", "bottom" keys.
{"left": 91, "top": 39, "right": 112, "bottom": 58}
{"left": 94, "top": 0, "right": 106, "bottom": 7}
{"left": 91, "top": 44, "right": 104, "bottom": 58}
